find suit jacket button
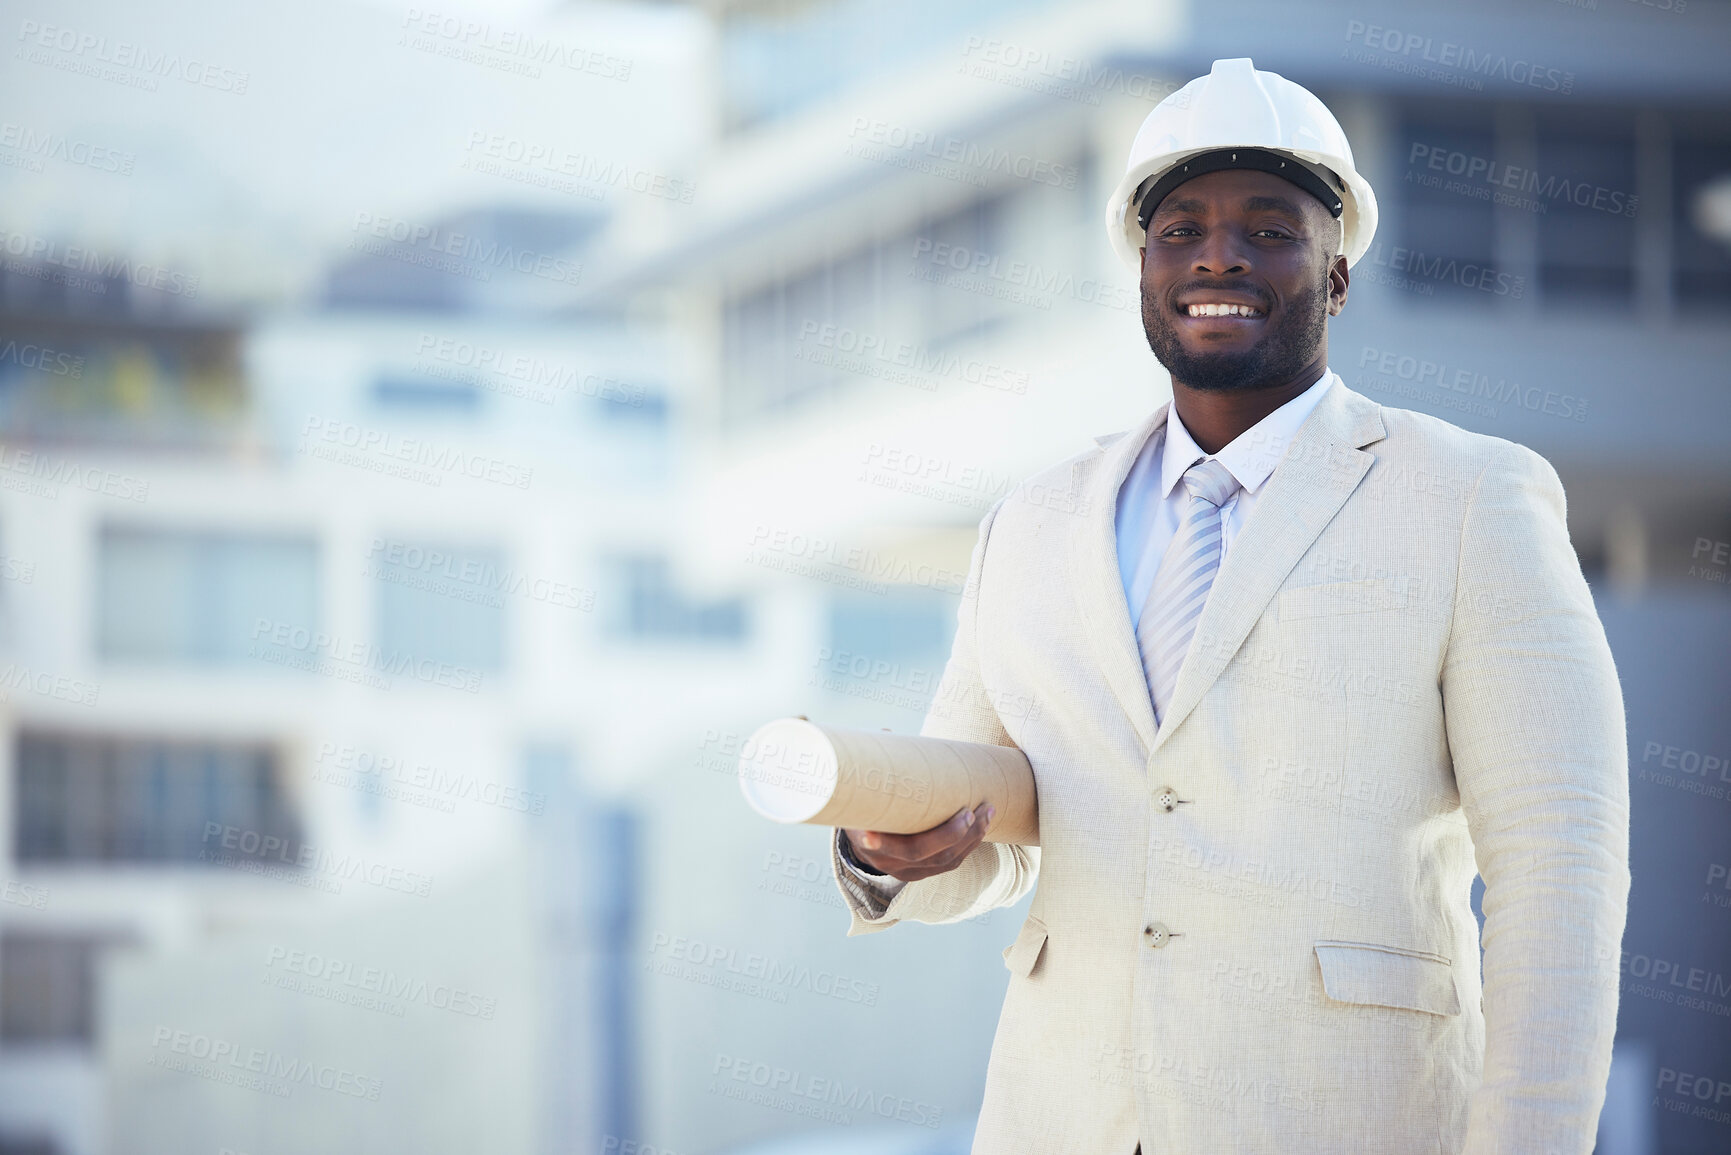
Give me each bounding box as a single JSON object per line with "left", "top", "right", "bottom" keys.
{"left": 1155, "top": 787, "right": 1180, "bottom": 812}
{"left": 1144, "top": 922, "right": 1171, "bottom": 948}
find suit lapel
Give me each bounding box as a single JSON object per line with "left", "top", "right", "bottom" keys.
{"left": 1069, "top": 405, "right": 1169, "bottom": 758}
{"left": 1150, "top": 384, "right": 1387, "bottom": 752}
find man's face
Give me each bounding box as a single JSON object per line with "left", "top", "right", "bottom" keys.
{"left": 1139, "top": 168, "right": 1348, "bottom": 392}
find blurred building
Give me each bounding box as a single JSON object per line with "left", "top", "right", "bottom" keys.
{"left": 594, "top": 2, "right": 1731, "bottom": 1153}
{"left": 0, "top": 204, "right": 716, "bottom": 1153}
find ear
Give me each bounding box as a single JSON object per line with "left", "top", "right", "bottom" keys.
{"left": 1327, "top": 253, "right": 1350, "bottom": 316}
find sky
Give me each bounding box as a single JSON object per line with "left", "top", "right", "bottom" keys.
{"left": 0, "top": 0, "right": 712, "bottom": 304}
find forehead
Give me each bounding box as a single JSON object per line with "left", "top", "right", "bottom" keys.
{"left": 1149, "top": 168, "right": 1319, "bottom": 221}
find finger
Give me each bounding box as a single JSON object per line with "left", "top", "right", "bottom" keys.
{"left": 893, "top": 815, "right": 991, "bottom": 881}
{"left": 894, "top": 824, "right": 989, "bottom": 880}
{"left": 864, "top": 805, "right": 980, "bottom": 866}
{"left": 842, "top": 826, "right": 887, "bottom": 871}
{"left": 842, "top": 825, "right": 927, "bottom": 876}
{"left": 900, "top": 801, "right": 993, "bottom": 868}
{"left": 907, "top": 800, "right": 996, "bottom": 862}
{"left": 911, "top": 801, "right": 993, "bottom": 871}
{"left": 864, "top": 801, "right": 996, "bottom": 875}
{"left": 843, "top": 815, "right": 951, "bottom": 866}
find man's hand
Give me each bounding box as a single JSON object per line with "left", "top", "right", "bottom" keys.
{"left": 843, "top": 802, "right": 995, "bottom": 883}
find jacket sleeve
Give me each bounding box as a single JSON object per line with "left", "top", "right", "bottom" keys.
{"left": 1443, "top": 442, "right": 1630, "bottom": 1155}
{"left": 834, "top": 496, "right": 1041, "bottom": 936}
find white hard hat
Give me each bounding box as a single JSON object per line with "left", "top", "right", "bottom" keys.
{"left": 1105, "top": 57, "right": 1378, "bottom": 271}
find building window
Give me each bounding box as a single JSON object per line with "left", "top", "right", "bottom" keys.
{"left": 718, "top": 153, "right": 1097, "bottom": 424}
{"left": 817, "top": 588, "right": 962, "bottom": 719}
{"left": 718, "top": 0, "right": 1056, "bottom": 132}
{"left": 608, "top": 556, "right": 745, "bottom": 642}
{"left": 722, "top": 240, "right": 898, "bottom": 420}
{"left": 720, "top": 198, "right": 1013, "bottom": 422}
{"left": 827, "top": 587, "right": 956, "bottom": 665}
{"left": 594, "top": 389, "right": 668, "bottom": 425}
{"left": 372, "top": 542, "right": 507, "bottom": 671}
{"left": 1393, "top": 101, "right": 1501, "bottom": 305}
{"left": 1673, "top": 115, "right": 1731, "bottom": 309}
{"left": 1395, "top": 98, "right": 1730, "bottom": 314}
{"left": 0, "top": 934, "right": 97, "bottom": 1045}
{"left": 371, "top": 372, "right": 481, "bottom": 413}
{"left": 0, "top": 314, "right": 247, "bottom": 449}
{"left": 96, "top": 527, "right": 318, "bottom": 664}
{"left": 13, "top": 732, "right": 299, "bottom": 864}
{"left": 1534, "top": 112, "right": 1637, "bottom": 307}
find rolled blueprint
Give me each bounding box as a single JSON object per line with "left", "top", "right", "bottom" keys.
{"left": 736, "top": 718, "right": 1039, "bottom": 846}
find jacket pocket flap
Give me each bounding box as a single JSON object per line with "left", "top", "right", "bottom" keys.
{"left": 1314, "top": 940, "right": 1460, "bottom": 1016}
{"left": 1279, "top": 578, "right": 1410, "bottom": 622}
{"left": 1002, "top": 915, "right": 1048, "bottom": 979}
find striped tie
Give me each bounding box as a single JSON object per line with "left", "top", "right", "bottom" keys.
{"left": 1136, "top": 458, "right": 1242, "bottom": 725}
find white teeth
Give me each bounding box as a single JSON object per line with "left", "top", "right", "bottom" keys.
{"left": 1186, "top": 303, "right": 1262, "bottom": 318}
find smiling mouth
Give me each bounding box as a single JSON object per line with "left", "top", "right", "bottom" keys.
{"left": 1182, "top": 302, "right": 1266, "bottom": 319}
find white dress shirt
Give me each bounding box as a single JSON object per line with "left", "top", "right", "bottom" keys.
{"left": 839, "top": 369, "right": 1339, "bottom": 895}
{"left": 1116, "top": 369, "right": 1334, "bottom": 627}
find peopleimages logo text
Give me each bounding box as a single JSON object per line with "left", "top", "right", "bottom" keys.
{"left": 148, "top": 1026, "right": 381, "bottom": 1099}
{"left": 0, "top": 444, "right": 149, "bottom": 502}
{"left": 0, "top": 121, "right": 134, "bottom": 174}
{"left": 400, "top": 8, "right": 632, "bottom": 81}
{"left": 1343, "top": 21, "right": 1574, "bottom": 93}
{"left": 15, "top": 19, "right": 251, "bottom": 94}
{"left": 795, "top": 321, "right": 1029, "bottom": 395}
{"left": 300, "top": 416, "right": 533, "bottom": 490}
{"left": 846, "top": 117, "right": 1078, "bottom": 189}
{"left": 0, "top": 663, "right": 100, "bottom": 707}
{"left": 201, "top": 822, "right": 435, "bottom": 897}
{"left": 1407, "top": 142, "right": 1636, "bottom": 217}
{"left": 264, "top": 946, "right": 497, "bottom": 1019}
{"left": 249, "top": 617, "right": 485, "bottom": 694}
{"left": 1357, "top": 347, "right": 1588, "bottom": 422}
{"left": 711, "top": 1054, "right": 944, "bottom": 1129}
{"left": 747, "top": 525, "right": 966, "bottom": 594}
{"left": 0, "top": 228, "right": 200, "bottom": 297}
{"left": 349, "top": 212, "right": 582, "bottom": 286}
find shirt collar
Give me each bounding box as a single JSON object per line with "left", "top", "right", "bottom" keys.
{"left": 1159, "top": 370, "right": 1336, "bottom": 501}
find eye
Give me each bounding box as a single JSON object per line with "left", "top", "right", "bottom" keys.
{"left": 1158, "top": 226, "right": 1201, "bottom": 237}
{"left": 1252, "top": 228, "right": 1293, "bottom": 239}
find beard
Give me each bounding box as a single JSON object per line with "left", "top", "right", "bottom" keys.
{"left": 1141, "top": 270, "right": 1329, "bottom": 393}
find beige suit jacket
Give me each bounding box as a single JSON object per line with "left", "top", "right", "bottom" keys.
{"left": 832, "top": 383, "right": 1630, "bottom": 1154}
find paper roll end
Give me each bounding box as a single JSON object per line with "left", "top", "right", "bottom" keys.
{"left": 737, "top": 717, "right": 839, "bottom": 824}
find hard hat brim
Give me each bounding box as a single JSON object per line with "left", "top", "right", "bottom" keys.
{"left": 1105, "top": 146, "right": 1379, "bottom": 273}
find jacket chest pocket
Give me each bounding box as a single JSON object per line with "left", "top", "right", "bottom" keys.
{"left": 1314, "top": 940, "right": 1460, "bottom": 1016}
{"left": 1003, "top": 914, "right": 1048, "bottom": 979}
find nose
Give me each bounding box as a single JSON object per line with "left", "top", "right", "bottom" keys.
{"left": 1193, "top": 234, "right": 1250, "bottom": 277}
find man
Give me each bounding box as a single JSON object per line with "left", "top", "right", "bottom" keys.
{"left": 829, "top": 59, "right": 1629, "bottom": 1154}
